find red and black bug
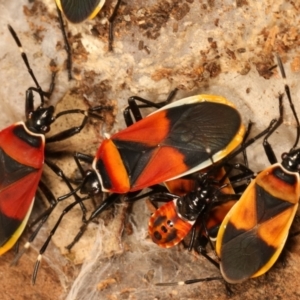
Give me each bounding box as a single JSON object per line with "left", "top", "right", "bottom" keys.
{"left": 216, "top": 57, "right": 300, "bottom": 284}
{"left": 146, "top": 121, "right": 256, "bottom": 250}
{"left": 155, "top": 56, "right": 298, "bottom": 290}
{"left": 32, "top": 92, "right": 246, "bottom": 261}
{"left": 0, "top": 25, "right": 106, "bottom": 258}
{"left": 32, "top": 89, "right": 277, "bottom": 284}
{"left": 63, "top": 93, "right": 246, "bottom": 249}
{"left": 147, "top": 166, "right": 243, "bottom": 249}
{"left": 88, "top": 94, "right": 245, "bottom": 194}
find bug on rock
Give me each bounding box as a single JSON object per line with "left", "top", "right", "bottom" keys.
{"left": 32, "top": 92, "right": 247, "bottom": 272}
{"left": 0, "top": 25, "right": 107, "bottom": 259}
{"left": 32, "top": 90, "right": 278, "bottom": 285}
{"left": 146, "top": 122, "right": 259, "bottom": 251}
{"left": 55, "top": 0, "right": 122, "bottom": 79}
{"left": 155, "top": 56, "right": 298, "bottom": 290}
{"left": 216, "top": 56, "right": 300, "bottom": 284}
{"left": 84, "top": 94, "right": 246, "bottom": 194}
{"left": 63, "top": 93, "right": 248, "bottom": 248}
{"left": 147, "top": 165, "right": 248, "bottom": 250}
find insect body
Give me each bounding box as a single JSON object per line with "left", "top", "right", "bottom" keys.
{"left": 216, "top": 57, "right": 300, "bottom": 283}
{"left": 0, "top": 122, "right": 44, "bottom": 254}
{"left": 42, "top": 93, "right": 246, "bottom": 252}
{"left": 148, "top": 167, "right": 239, "bottom": 249}
{"left": 216, "top": 158, "right": 299, "bottom": 283}
{"left": 94, "top": 95, "right": 245, "bottom": 194}
{"left": 0, "top": 25, "right": 104, "bottom": 256}
{"left": 34, "top": 92, "right": 270, "bottom": 283}
{"left": 56, "top": 0, "right": 106, "bottom": 24}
